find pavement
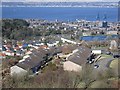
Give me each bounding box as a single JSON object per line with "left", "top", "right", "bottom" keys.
{"left": 93, "top": 58, "right": 114, "bottom": 72}
{"left": 89, "top": 57, "right": 115, "bottom": 80}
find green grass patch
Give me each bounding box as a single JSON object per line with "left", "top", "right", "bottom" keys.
{"left": 97, "top": 54, "right": 113, "bottom": 62}
{"left": 101, "top": 54, "right": 113, "bottom": 58}
{"left": 94, "top": 46, "right": 108, "bottom": 50}
{"left": 109, "top": 59, "right": 119, "bottom": 69}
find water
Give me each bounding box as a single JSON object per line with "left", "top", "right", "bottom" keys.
{"left": 2, "top": 7, "right": 118, "bottom": 22}
{"left": 80, "top": 35, "right": 118, "bottom": 41}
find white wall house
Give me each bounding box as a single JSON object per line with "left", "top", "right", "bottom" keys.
{"left": 61, "top": 38, "right": 77, "bottom": 44}
{"left": 63, "top": 61, "right": 82, "bottom": 72}
{"left": 2, "top": 51, "right": 14, "bottom": 56}
{"left": 10, "top": 65, "right": 27, "bottom": 76}
{"left": 47, "top": 41, "right": 59, "bottom": 47}
{"left": 83, "top": 32, "right": 91, "bottom": 36}
{"left": 110, "top": 40, "right": 118, "bottom": 50}
{"left": 23, "top": 55, "right": 30, "bottom": 59}
{"left": 92, "top": 50, "right": 102, "bottom": 54}
{"left": 107, "top": 31, "right": 118, "bottom": 35}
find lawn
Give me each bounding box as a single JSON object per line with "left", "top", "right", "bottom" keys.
{"left": 96, "top": 54, "right": 113, "bottom": 62}
{"left": 101, "top": 54, "right": 113, "bottom": 58}
{"left": 94, "top": 46, "right": 108, "bottom": 50}
{"left": 109, "top": 59, "right": 119, "bottom": 69}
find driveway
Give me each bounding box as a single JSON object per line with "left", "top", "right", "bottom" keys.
{"left": 94, "top": 58, "right": 114, "bottom": 72}
{"left": 90, "top": 57, "right": 115, "bottom": 79}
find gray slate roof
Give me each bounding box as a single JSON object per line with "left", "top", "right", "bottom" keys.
{"left": 68, "top": 46, "right": 91, "bottom": 65}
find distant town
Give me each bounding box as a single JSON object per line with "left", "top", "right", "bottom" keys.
{"left": 1, "top": 17, "right": 120, "bottom": 88}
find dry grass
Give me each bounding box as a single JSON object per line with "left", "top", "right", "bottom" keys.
{"left": 77, "top": 82, "right": 86, "bottom": 88}
{"left": 109, "top": 59, "right": 118, "bottom": 69}
{"left": 89, "top": 80, "right": 109, "bottom": 88}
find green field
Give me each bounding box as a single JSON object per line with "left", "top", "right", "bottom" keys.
{"left": 109, "top": 59, "right": 119, "bottom": 69}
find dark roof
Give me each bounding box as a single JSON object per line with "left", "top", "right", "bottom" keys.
{"left": 48, "top": 47, "right": 62, "bottom": 55}
{"left": 68, "top": 46, "right": 91, "bottom": 65}
{"left": 62, "top": 44, "right": 78, "bottom": 54}
{"left": 16, "top": 46, "right": 62, "bottom": 70}
{"left": 17, "top": 56, "right": 43, "bottom": 70}
{"left": 16, "top": 48, "right": 47, "bottom": 70}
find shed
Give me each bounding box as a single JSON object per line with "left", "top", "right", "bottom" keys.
{"left": 92, "top": 50, "right": 102, "bottom": 54}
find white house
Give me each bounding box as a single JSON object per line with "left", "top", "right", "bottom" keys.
{"left": 28, "top": 44, "right": 33, "bottom": 47}
{"left": 110, "top": 40, "right": 118, "bottom": 50}
{"left": 63, "top": 61, "right": 82, "bottom": 72}
{"left": 47, "top": 41, "right": 59, "bottom": 47}
{"left": 10, "top": 65, "right": 27, "bottom": 76}
{"left": 107, "top": 31, "right": 118, "bottom": 35}
{"left": 63, "top": 46, "right": 91, "bottom": 72}
{"left": 83, "top": 32, "right": 91, "bottom": 36}
{"left": 26, "top": 51, "right": 32, "bottom": 55}
{"left": 61, "top": 38, "right": 77, "bottom": 44}
{"left": 23, "top": 55, "right": 30, "bottom": 59}
{"left": 19, "top": 58, "right": 26, "bottom": 63}
{"left": 2, "top": 51, "right": 14, "bottom": 56}
{"left": 92, "top": 50, "right": 102, "bottom": 54}
{"left": 32, "top": 46, "right": 39, "bottom": 49}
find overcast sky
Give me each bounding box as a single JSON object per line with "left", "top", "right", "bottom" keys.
{"left": 2, "top": 0, "right": 119, "bottom": 2}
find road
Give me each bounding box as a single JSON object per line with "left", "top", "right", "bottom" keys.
{"left": 90, "top": 57, "right": 115, "bottom": 79}
{"left": 93, "top": 58, "right": 114, "bottom": 72}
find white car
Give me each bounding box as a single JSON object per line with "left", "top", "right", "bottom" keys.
{"left": 94, "top": 65, "right": 99, "bottom": 68}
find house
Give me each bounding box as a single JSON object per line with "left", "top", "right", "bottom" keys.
{"left": 26, "top": 51, "right": 32, "bottom": 55}
{"left": 10, "top": 52, "right": 47, "bottom": 76}
{"left": 10, "top": 48, "right": 48, "bottom": 75}
{"left": 0, "top": 52, "right": 6, "bottom": 59}
{"left": 10, "top": 65, "right": 27, "bottom": 76}
{"left": 10, "top": 46, "right": 62, "bottom": 76}
{"left": 92, "top": 50, "right": 102, "bottom": 54}
{"left": 109, "top": 40, "right": 118, "bottom": 50}
{"left": 3, "top": 51, "right": 14, "bottom": 56}
{"left": 40, "top": 45, "right": 48, "bottom": 49}
{"left": 107, "top": 31, "right": 118, "bottom": 35}
{"left": 47, "top": 41, "right": 59, "bottom": 47}
{"left": 15, "top": 50, "right": 24, "bottom": 56}
{"left": 63, "top": 46, "right": 91, "bottom": 72}
{"left": 63, "top": 61, "right": 82, "bottom": 72}
{"left": 61, "top": 44, "right": 78, "bottom": 55}
{"left": 61, "top": 37, "right": 77, "bottom": 44}
{"left": 83, "top": 32, "right": 91, "bottom": 36}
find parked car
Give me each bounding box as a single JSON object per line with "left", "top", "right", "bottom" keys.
{"left": 94, "top": 64, "right": 99, "bottom": 68}
{"left": 113, "top": 55, "right": 120, "bottom": 58}
{"left": 106, "top": 51, "right": 111, "bottom": 55}
{"left": 89, "top": 59, "right": 94, "bottom": 64}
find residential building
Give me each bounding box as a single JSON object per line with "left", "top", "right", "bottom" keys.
{"left": 63, "top": 46, "right": 91, "bottom": 72}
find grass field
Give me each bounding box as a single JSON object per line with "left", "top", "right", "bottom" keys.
{"left": 97, "top": 54, "right": 113, "bottom": 62}
{"left": 109, "top": 59, "right": 119, "bottom": 69}
{"left": 101, "top": 54, "right": 113, "bottom": 58}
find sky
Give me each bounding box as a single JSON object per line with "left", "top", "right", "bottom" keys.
{"left": 2, "top": 0, "right": 119, "bottom": 2}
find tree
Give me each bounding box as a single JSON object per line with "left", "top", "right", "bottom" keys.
{"left": 80, "top": 64, "right": 95, "bottom": 89}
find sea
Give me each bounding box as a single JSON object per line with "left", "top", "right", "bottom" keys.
{"left": 2, "top": 7, "right": 118, "bottom": 22}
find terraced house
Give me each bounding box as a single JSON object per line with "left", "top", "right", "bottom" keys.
{"left": 10, "top": 47, "right": 62, "bottom": 76}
